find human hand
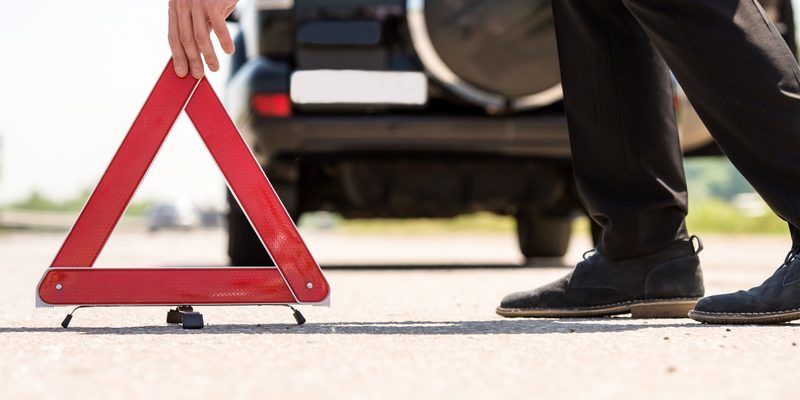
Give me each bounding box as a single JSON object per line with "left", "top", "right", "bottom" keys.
{"left": 168, "top": 0, "right": 239, "bottom": 79}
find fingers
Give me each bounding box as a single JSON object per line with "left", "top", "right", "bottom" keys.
{"left": 177, "top": 0, "right": 204, "bottom": 79}
{"left": 168, "top": 1, "right": 188, "bottom": 77}
{"left": 192, "top": 7, "right": 219, "bottom": 72}
{"left": 170, "top": 0, "right": 238, "bottom": 78}
{"left": 209, "top": 13, "right": 234, "bottom": 55}
{"left": 224, "top": 2, "right": 237, "bottom": 17}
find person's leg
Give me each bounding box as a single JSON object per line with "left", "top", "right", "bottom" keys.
{"left": 619, "top": 0, "right": 800, "bottom": 323}
{"left": 497, "top": 0, "right": 705, "bottom": 318}
{"left": 751, "top": 0, "right": 797, "bottom": 56}
{"left": 555, "top": 0, "right": 689, "bottom": 260}
{"left": 622, "top": 0, "right": 800, "bottom": 233}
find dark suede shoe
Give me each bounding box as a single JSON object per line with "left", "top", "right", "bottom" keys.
{"left": 689, "top": 250, "right": 800, "bottom": 324}
{"left": 497, "top": 237, "right": 705, "bottom": 318}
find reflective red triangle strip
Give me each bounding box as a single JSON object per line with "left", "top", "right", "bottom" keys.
{"left": 185, "top": 78, "right": 329, "bottom": 303}
{"left": 51, "top": 64, "right": 199, "bottom": 268}
{"left": 46, "top": 61, "right": 329, "bottom": 305}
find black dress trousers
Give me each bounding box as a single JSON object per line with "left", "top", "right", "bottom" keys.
{"left": 552, "top": 0, "right": 800, "bottom": 260}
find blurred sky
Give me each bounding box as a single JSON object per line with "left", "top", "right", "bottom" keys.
{"left": 0, "top": 2, "right": 799, "bottom": 208}
{"left": 0, "top": 0, "right": 236, "bottom": 208}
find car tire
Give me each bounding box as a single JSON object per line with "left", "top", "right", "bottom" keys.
{"left": 515, "top": 211, "right": 573, "bottom": 258}
{"left": 227, "top": 179, "right": 300, "bottom": 266}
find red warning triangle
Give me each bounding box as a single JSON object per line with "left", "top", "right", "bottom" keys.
{"left": 36, "top": 61, "right": 330, "bottom": 307}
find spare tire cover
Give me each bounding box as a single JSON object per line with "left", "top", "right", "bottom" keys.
{"left": 423, "top": 0, "right": 561, "bottom": 99}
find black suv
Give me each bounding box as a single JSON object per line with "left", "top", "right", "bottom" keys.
{"left": 225, "top": 0, "right": 796, "bottom": 265}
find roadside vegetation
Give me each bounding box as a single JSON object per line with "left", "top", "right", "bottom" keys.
{"left": 683, "top": 158, "right": 784, "bottom": 234}
{"left": 685, "top": 199, "right": 784, "bottom": 234}
{"left": 4, "top": 189, "right": 152, "bottom": 216}
{"left": 2, "top": 157, "right": 787, "bottom": 235}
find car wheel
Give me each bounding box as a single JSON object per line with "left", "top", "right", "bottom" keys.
{"left": 515, "top": 211, "right": 573, "bottom": 258}
{"left": 227, "top": 179, "right": 300, "bottom": 266}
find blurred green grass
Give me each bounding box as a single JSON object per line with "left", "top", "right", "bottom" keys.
{"left": 685, "top": 199, "right": 785, "bottom": 235}
{"left": 3, "top": 157, "right": 789, "bottom": 236}
{"left": 5, "top": 190, "right": 152, "bottom": 216}
{"left": 320, "top": 199, "right": 786, "bottom": 236}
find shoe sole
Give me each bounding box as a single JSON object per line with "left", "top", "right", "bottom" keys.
{"left": 496, "top": 298, "right": 699, "bottom": 319}
{"left": 688, "top": 309, "right": 800, "bottom": 325}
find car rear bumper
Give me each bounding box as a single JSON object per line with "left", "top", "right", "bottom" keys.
{"left": 247, "top": 113, "right": 571, "bottom": 160}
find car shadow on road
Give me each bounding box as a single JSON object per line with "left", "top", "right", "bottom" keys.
{"left": 1, "top": 318, "right": 790, "bottom": 335}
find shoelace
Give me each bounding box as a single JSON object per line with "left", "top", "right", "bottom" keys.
{"left": 780, "top": 248, "right": 800, "bottom": 270}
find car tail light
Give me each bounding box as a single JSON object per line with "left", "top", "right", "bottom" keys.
{"left": 252, "top": 93, "right": 292, "bottom": 117}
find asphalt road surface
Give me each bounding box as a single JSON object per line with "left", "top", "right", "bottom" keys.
{"left": 0, "top": 229, "right": 798, "bottom": 399}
